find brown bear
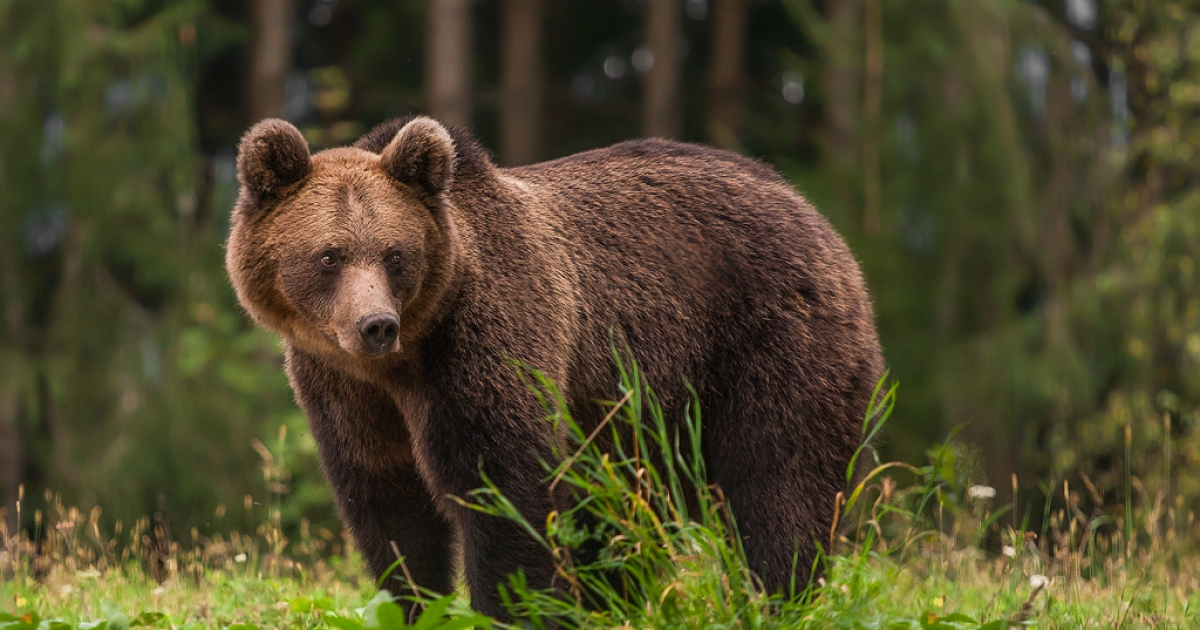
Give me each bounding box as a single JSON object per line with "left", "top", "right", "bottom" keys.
{"left": 225, "top": 115, "right": 883, "bottom": 618}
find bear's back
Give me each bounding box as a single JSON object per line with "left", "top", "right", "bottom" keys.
{"left": 486, "top": 139, "right": 876, "bottom": 410}
{"left": 505, "top": 139, "right": 867, "bottom": 318}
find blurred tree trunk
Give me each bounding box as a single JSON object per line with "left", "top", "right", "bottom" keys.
{"left": 499, "top": 0, "right": 544, "bottom": 166}
{"left": 822, "top": 0, "right": 860, "bottom": 176}
{"left": 861, "top": 0, "right": 882, "bottom": 235}
{"left": 945, "top": 1, "right": 1030, "bottom": 501}
{"left": 247, "top": 0, "right": 293, "bottom": 121}
{"left": 1, "top": 250, "right": 22, "bottom": 530}
{"left": 641, "top": 0, "right": 681, "bottom": 138}
{"left": 707, "top": 0, "right": 747, "bottom": 150}
{"left": 0, "top": 387, "right": 18, "bottom": 532}
{"left": 427, "top": 0, "right": 473, "bottom": 129}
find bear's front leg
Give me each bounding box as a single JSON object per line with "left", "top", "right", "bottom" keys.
{"left": 285, "top": 349, "right": 456, "bottom": 611}
{"left": 417, "top": 392, "right": 563, "bottom": 621}
{"left": 324, "top": 460, "right": 456, "bottom": 599}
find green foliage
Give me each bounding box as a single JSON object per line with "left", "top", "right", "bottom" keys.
{"left": 0, "top": 604, "right": 164, "bottom": 630}
{"left": 0, "top": 0, "right": 334, "bottom": 537}
{"left": 774, "top": 0, "right": 1200, "bottom": 537}
{"left": 1039, "top": 0, "right": 1200, "bottom": 517}
{"left": 325, "top": 591, "right": 491, "bottom": 630}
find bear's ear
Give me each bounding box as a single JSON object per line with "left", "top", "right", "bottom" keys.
{"left": 379, "top": 117, "right": 456, "bottom": 200}
{"left": 237, "top": 119, "right": 311, "bottom": 203}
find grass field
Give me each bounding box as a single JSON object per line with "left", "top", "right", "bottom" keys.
{"left": 3, "top": 531, "right": 1196, "bottom": 629}
{"left": 4, "top": 369, "right": 1197, "bottom": 628}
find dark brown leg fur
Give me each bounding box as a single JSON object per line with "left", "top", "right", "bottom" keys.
{"left": 330, "top": 464, "right": 456, "bottom": 599}
{"left": 700, "top": 312, "right": 875, "bottom": 594}
{"left": 415, "top": 350, "right": 565, "bottom": 620}
{"left": 286, "top": 350, "right": 456, "bottom": 616}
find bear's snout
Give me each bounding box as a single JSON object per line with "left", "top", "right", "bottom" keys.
{"left": 357, "top": 311, "right": 400, "bottom": 355}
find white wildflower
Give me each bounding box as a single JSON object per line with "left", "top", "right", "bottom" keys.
{"left": 234, "top": 553, "right": 247, "bottom": 563}
{"left": 1029, "top": 574, "right": 1049, "bottom": 589}
{"left": 1002, "top": 545, "right": 1016, "bottom": 558}
{"left": 967, "top": 485, "right": 996, "bottom": 500}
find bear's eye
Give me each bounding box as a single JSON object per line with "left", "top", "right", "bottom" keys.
{"left": 319, "top": 250, "right": 340, "bottom": 269}
{"left": 385, "top": 251, "right": 403, "bottom": 268}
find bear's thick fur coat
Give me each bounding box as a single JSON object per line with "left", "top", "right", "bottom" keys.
{"left": 226, "top": 115, "right": 883, "bottom": 618}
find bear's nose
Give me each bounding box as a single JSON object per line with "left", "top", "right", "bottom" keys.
{"left": 357, "top": 312, "right": 400, "bottom": 353}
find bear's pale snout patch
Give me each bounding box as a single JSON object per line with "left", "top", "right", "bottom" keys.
{"left": 332, "top": 265, "right": 403, "bottom": 357}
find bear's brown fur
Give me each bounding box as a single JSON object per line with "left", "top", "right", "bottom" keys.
{"left": 226, "top": 115, "right": 884, "bottom": 618}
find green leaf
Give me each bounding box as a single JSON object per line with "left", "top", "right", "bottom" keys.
{"left": 226, "top": 624, "right": 259, "bottom": 630}
{"left": 372, "top": 602, "right": 408, "bottom": 630}
{"left": 130, "top": 612, "right": 166, "bottom": 627}
{"left": 410, "top": 594, "right": 454, "bottom": 630}
{"left": 100, "top": 602, "right": 130, "bottom": 630}
{"left": 428, "top": 616, "right": 493, "bottom": 630}
{"left": 323, "top": 614, "right": 367, "bottom": 630}
{"left": 917, "top": 611, "right": 968, "bottom": 630}
{"left": 360, "top": 590, "right": 399, "bottom": 629}
{"left": 0, "top": 610, "right": 40, "bottom": 630}
{"left": 288, "top": 594, "right": 332, "bottom": 613}
{"left": 977, "top": 621, "right": 1007, "bottom": 630}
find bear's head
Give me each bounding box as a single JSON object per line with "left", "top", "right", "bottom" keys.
{"left": 225, "top": 116, "right": 462, "bottom": 360}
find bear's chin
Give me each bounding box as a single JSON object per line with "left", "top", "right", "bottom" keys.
{"left": 344, "top": 342, "right": 400, "bottom": 358}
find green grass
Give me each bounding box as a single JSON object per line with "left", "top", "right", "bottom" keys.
{"left": 3, "top": 359, "right": 1198, "bottom": 628}
{"left": 3, "top": 545, "right": 1196, "bottom": 629}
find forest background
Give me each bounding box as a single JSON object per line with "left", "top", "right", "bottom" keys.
{"left": 0, "top": 0, "right": 1197, "bottom": 551}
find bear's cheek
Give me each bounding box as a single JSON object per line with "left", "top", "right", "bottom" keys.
{"left": 277, "top": 261, "right": 341, "bottom": 341}
{"left": 387, "top": 259, "right": 425, "bottom": 310}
